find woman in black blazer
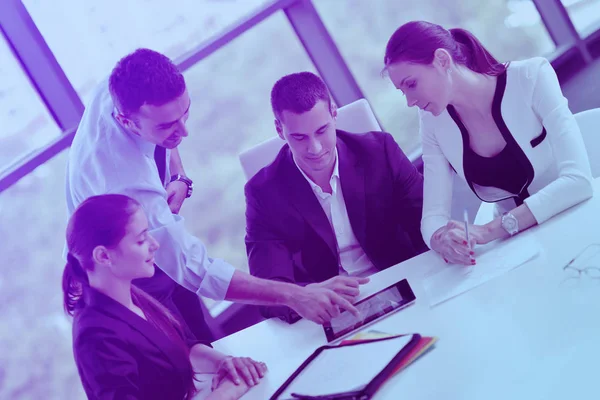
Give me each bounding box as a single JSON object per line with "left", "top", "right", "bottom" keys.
{"left": 63, "top": 194, "right": 267, "bottom": 399}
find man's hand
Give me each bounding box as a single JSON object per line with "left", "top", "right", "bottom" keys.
{"left": 286, "top": 285, "right": 361, "bottom": 325}
{"left": 211, "top": 356, "right": 267, "bottom": 390}
{"left": 307, "top": 276, "right": 370, "bottom": 303}
{"left": 165, "top": 180, "right": 188, "bottom": 214}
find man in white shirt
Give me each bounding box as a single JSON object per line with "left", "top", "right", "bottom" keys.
{"left": 66, "top": 49, "right": 360, "bottom": 335}
{"left": 245, "top": 72, "right": 426, "bottom": 323}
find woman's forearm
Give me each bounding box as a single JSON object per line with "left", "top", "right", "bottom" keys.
{"left": 482, "top": 203, "right": 538, "bottom": 242}
{"left": 189, "top": 344, "right": 227, "bottom": 373}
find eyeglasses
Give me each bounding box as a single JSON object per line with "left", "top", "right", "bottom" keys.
{"left": 562, "top": 243, "right": 600, "bottom": 286}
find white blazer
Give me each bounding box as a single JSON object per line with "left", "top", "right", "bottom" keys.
{"left": 420, "top": 57, "right": 593, "bottom": 247}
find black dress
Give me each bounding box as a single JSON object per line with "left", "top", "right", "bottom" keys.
{"left": 463, "top": 144, "right": 529, "bottom": 205}
{"left": 447, "top": 69, "right": 536, "bottom": 207}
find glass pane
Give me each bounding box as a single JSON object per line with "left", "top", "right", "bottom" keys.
{"left": 22, "top": 0, "right": 277, "bottom": 103}
{"left": 0, "top": 35, "right": 61, "bottom": 172}
{"left": 178, "top": 11, "right": 316, "bottom": 308}
{"left": 314, "top": 0, "right": 555, "bottom": 157}
{"left": 562, "top": 0, "right": 600, "bottom": 36}
{"left": 0, "top": 10, "right": 314, "bottom": 395}
{"left": 0, "top": 150, "right": 85, "bottom": 399}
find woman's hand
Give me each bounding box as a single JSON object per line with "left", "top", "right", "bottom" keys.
{"left": 431, "top": 220, "right": 489, "bottom": 265}
{"left": 211, "top": 356, "right": 267, "bottom": 391}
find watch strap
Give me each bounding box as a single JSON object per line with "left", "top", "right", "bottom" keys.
{"left": 170, "top": 174, "right": 193, "bottom": 198}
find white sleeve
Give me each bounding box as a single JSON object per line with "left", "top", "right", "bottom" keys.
{"left": 523, "top": 59, "right": 593, "bottom": 223}
{"left": 129, "top": 182, "right": 235, "bottom": 300}
{"left": 69, "top": 144, "right": 235, "bottom": 300}
{"left": 420, "top": 114, "right": 455, "bottom": 248}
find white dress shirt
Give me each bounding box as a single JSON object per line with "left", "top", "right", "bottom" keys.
{"left": 419, "top": 57, "right": 593, "bottom": 247}
{"left": 65, "top": 80, "right": 235, "bottom": 300}
{"left": 294, "top": 149, "right": 378, "bottom": 278}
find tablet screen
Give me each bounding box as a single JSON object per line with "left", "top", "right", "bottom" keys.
{"left": 323, "top": 279, "right": 415, "bottom": 342}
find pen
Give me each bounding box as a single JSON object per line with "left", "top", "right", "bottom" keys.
{"left": 290, "top": 385, "right": 365, "bottom": 400}
{"left": 463, "top": 208, "right": 471, "bottom": 253}
{"left": 290, "top": 391, "right": 363, "bottom": 400}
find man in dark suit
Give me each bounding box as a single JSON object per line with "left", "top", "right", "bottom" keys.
{"left": 245, "top": 72, "right": 427, "bottom": 323}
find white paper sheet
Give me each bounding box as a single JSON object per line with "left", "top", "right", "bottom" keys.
{"left": 279, "top": 335, "right": 413, "bottom": 398}
{"left": 423, "top": 233, "right": 541, "bottom": 307}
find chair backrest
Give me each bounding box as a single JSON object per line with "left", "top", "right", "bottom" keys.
{"left": 574, "top": 108, "right": 600, "bottom": 178}
{"left": 474, "top": 107, "right": 600, "bottom": 225}
{"left": 238, "top": 98, "right": 381, "bottom": 180}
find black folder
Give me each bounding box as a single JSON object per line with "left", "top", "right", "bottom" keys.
{"left": 270, "top": 333, "right": 422, "bottom": 400}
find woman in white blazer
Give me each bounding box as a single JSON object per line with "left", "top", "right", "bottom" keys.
{"left": 383, "top": 21, "right": 593, "bottom": 265}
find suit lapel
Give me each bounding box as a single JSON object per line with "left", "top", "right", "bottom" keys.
{"left": 280, "top": 148, "right": 338, "bottom": 260}
{"left": 85, "top": 288, "right": 189, "bottom": 372}
{"left": 337, "top": 137, "right": 368, "bottom": 249}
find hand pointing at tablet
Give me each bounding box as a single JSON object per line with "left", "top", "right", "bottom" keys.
{"left": 289, "top": 285, "right": 362, "bottom": 325}
{"left": 307, "top": 276, "right": 370, "bottom": 303}
{"left": 323, "top": 279, "right": 416, "bottom": 343}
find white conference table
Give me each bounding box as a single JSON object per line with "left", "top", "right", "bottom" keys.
{"left": 213, "top": 178, "right": 600, "bottom": 400}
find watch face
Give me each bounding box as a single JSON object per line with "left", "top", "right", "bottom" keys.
{"left": 502, "top": 214, "right": 518, "bottom": 233}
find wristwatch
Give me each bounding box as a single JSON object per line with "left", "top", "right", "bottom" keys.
{"left": 501, "top": 212, "right": 519, "bottom": 236}
{"left": 170, "top": 174, "right": 194, "bottom": 198}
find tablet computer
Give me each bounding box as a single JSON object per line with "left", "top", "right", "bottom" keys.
{"left": 323, "top": 279, "right": 416, "bottom": 343}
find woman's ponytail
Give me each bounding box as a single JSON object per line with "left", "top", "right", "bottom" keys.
{"left": 384, "top": 21, "right": 507, "bottom": 77}
{"left": 62, "top": 253, "right": 89, "bottom": 316}
{"left": 449, "top": 28, "right": 507, "bottom": 76}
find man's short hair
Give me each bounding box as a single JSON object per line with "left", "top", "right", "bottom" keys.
{"left": 270, "top": 72, "right": 332, "bottom": 121}
{"left": 109, "top": 48, "right": 186, "bottom": 116}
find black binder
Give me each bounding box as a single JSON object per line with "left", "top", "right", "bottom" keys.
{"left": 270, "top": 333, "right": 421, "bottom": 400}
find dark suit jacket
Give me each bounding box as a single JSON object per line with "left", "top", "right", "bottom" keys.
{"left": 245, "top": 130, "right": 426, "bottom": 323}
{"left": 72, "top": 288, "right": 192, "bottom": 400}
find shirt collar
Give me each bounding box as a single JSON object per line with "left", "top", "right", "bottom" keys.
{"left": 293, "top": 147, "right": 339, "bottom": 197}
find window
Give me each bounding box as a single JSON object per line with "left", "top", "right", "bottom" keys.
{"left": 561, "top": 0, "right": 600, "bottom": 36}
{"left": 22, "top": 0, "right": 277, "bottom": 104}
{"left": 0, "top": 150, "right": 85, "bottom": 399}
{"left": 178, "top": 11, "right": 315, "bottom": 307}
{"left": 0, "top": 34, "right": 61, "bottom": 172}
{"left": 314, "top": 0, "right": 555, "bottom": 157}
{"left": 0, "top": 5, "right": 316, "bottom": 395}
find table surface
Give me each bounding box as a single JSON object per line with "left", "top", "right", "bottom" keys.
{"left": 213, "top": 178, "right": 600, "bottom": 400}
